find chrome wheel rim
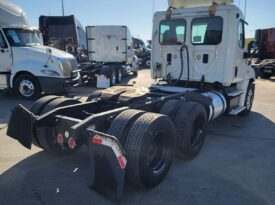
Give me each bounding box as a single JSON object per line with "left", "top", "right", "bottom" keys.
{"left": 19, "top": 80, "right": 34, "bottom": 97}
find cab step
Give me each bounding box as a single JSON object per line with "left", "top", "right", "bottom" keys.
{"left": 227, "top": 90, "right": 245, "bottom": 97}
{"left": 229, "top": 106, "right": 246, "bottom": 115}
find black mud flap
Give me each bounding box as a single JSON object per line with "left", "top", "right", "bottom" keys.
{"left": 87, "top": 129, "right": 127, "bottom": 202}
{"left": 6, "top": 105, "right": 35, "bottom": 149}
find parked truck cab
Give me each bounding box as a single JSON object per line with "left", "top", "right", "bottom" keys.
{"left": 39, "top": 15, "right": 88, "bottom": 63}
{"left": 152, "top": 1, "right": 255, "bottom": 114}
{"left": 133, "top": 37, "right": 151, "bottom": 67}
{"left": 249, "top": 28, "right": 275, "bottom": 79}
{"left": 0, "top": 1, "right": 81, "bottom": 99}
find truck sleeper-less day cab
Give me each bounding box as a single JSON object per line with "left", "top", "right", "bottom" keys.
{"left": 7, "top": 0, "right": 255, "bottom": 201}
{"left": 0, "top": 1, "right": 81, "bottom": 99}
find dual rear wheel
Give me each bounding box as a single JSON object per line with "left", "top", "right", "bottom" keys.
{"left": 160, "top": 100, "right": 208, "bottom": 160}
{"left": 107, "top": 109, "right": 176, "bottom": 188}
{"left": 30, "top": 95, "right": 83, "bottom": 154}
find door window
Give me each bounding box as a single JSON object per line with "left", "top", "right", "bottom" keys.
{"left": 238, "top": 21, "right": 245, "bottom": 48}
{"left": 191, "top": 17, "right": 223, "bottom": 45}
{"left": 0, "top": 32, "right": 7, "bottom": 48}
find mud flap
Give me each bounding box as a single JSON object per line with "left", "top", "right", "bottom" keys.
{"left": 87, "top": 130, "right": 127, "bottom": 201}
{"left": 6, "top": 105, "right": 35, "bottom": 149}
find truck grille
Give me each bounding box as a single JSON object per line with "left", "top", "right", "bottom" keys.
{"left": 71, "top": 59, "right": 78, "bottom": 70}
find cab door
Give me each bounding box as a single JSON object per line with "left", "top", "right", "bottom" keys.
{"left": 234, "top": 20, "right": 247, "bottom": 82}
{"left": 0, "top": 30, "right": 12, "bottom": 72}
{"left": 159, "top": 19, "right": 187, "bottom": 81}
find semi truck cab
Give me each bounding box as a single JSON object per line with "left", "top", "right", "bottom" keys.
{"left": 151, "top": 1, "right": 255, "bottom": 112}
{"left": 0, "top": 1, "right": 81, "bottom": 99}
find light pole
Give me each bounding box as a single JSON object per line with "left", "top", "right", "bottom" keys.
{"left": 62, "top": 0, "right": 64, "bottom": 16}
{"left": 244, "top": 0, "right": 247, "bottom": 20}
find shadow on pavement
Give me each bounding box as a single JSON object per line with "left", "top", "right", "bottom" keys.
{"left": 0, "top": 111, "right": 275, "bottom": 205}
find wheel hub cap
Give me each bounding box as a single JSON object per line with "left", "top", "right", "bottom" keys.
{"left": 19, "top": 80, "right": 34, "bottom": 97}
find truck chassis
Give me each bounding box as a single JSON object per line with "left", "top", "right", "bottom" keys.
{"left": 6, "top": 82, "right": 254, "bottom": 200}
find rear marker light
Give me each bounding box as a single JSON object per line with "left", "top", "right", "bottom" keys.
{"left": 91, "top": 135, "right": 127, "bottom": 169}
{"left": 117, "top": 156, "right": 126, "bottom": 169}
{"left": 68, "top": 138, "right": 76, "bottom": 149}
{"left": 57, "top": 134, "right": 64, "bottom": 144}
{"left": 92, "top": 137, "right": 103, "bottom": 144}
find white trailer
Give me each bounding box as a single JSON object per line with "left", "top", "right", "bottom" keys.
{"left": 0, "top": 1, "right": 82, "bottom": 99}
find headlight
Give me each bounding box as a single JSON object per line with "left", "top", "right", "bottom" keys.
{"left": 58, "top": 59, "right": 73, "bottom": 78}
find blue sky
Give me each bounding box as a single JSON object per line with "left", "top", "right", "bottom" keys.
{"left": 8, "top": 0, "right": 275, "bottom": 42}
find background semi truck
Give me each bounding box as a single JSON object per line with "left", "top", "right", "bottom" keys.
{"left": 133, "top": 37, "right": 151, "bottom": 67}
{"left": 0, "top": 1, "right": 82, "bottom": 99}
{"left": 39, "top": 18, "right": 138, "bottom": 86}
{"left": 39, "top": 15, "right": 88, "bottom": 63}
{"left": 7, "top": 0, "right": 255, "bottom": 201}
{"left": 79, "top": 26, "right": 137, "bottom": 86}
{"left": 249, "top": 28, "right": 275, "bottom": 79}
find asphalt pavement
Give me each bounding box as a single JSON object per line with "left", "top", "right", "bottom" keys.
{"left": 0, "top": 69, "right": 274, "bottom": 205}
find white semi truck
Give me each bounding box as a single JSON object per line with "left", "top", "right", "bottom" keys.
{"left": 0, "top": 1, "right": 82, "bottom": 99}
{"left": 7, "top": 0, "right": 255, "bottom": 201}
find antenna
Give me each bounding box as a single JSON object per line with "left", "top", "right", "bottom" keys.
{"left": 244, "top": 0, "right": 247, "bottom": 20}
{"left": 153, "top": 0, "right": 155, "bottom": 14}
{"left": 62, "top": 0, "right": 64, "bottom": 16}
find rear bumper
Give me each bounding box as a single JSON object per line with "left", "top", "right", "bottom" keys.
{"left": 6, "top": 104, "right": 127, "bottom": 200}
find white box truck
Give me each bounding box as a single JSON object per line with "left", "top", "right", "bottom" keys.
{"left": 0, "top": 1, "right": 82, "bottom": 99}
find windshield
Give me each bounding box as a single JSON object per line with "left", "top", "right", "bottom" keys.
{"left": 3, "top": 29, "right": 41, "bottom": 47}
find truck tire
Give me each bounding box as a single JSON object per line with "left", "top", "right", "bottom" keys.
{"left": 125, "top": 113, "right": 176, "bottom": 187}
{"left": 145, "top": 59, "right": 151, "bottom": 68}
{"left": 240, "top": 83, "right": 255, "bottom": 116}
{"left": 30, "top": 95, "right": 61, "bottom": 115}
{"left": 260, "top": 72, "right": 272, "bottom": 79}
{"left": 40, "top": 98, "right": 80, "bottom": 114}
{"left": 30, "top": 95, "right": 61, "bottom": 148}
{"left": 133, "top": 70, "right": 138, "bottom": 77}
{"left": 174, "top": 102, "right": 208, "bottom": 160}
{"left": 38, "top": 97, "right": 83, "bottom": 154}
{"left": 160, "top": 99, "right": 180, "bottom": 119}
{"left": 86, "top": 90, "right": 103, "bottom": 102}
{"left": 107, "top": 109, "right": 145, "bottom": 146}
{"left": 14, "top": 74, "right": 42, "bottom": 100}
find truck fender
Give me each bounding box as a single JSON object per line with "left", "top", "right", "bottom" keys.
{"left": 10, "top": 60, "right": 62, "bottom": 88}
